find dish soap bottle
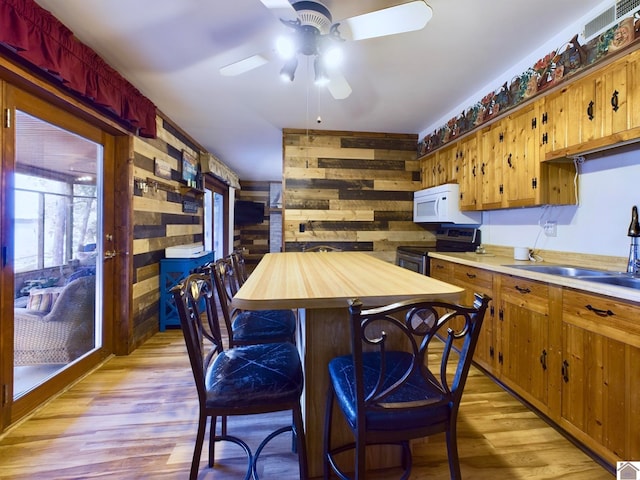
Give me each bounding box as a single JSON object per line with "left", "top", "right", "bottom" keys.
{"left": 627, "top": 205, "right": 640, "bottom": 274}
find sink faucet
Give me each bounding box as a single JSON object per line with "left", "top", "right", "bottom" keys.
{"left": 627, "top": 205, "right": 640, "bottom": 275}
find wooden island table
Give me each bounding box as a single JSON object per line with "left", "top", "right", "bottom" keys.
{"left": 232, "top": 251, "right": 464, "bottom": 477}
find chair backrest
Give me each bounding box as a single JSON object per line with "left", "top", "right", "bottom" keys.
{"left": 348, "top": 293, "right": 491, "bottom": 418}
{"left": 171, "top": 273, "right": 224, "bottom": 403}
{"left": 303, "top": 245, "right": 342, "bottom": 252}
{"left": 209, "top": 258, "right": 241, "bottom": 342}
{"left": 230, "top": 250, "right": 248, "bottom": 286}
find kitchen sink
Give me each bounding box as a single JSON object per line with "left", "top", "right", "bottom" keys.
{"left": 575, "top": 275, "right": 640, "bottom": 289}
{"left": 503, "top": 264, "right": 617, "bottom": 277}
{"left": 504, "top": 264, "right": 640, "bottom": 290}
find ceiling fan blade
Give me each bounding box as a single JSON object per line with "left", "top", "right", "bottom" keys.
{"left": 220, "top": 54, "right": 269, "bottom": 76}
{"left": 341, "top": 1, "right": 433, "bottom": 41}
{"left": 327, "top": 71, "right": 352, "bottom": 100}
{"left": 258, "top": 0, "right": 298, "bottom": 22}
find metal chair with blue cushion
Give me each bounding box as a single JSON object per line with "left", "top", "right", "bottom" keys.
{"left": 230, "top": 249, "right": 249, "bottom": 287}
{"left": 210, "top": 257, "right": 296, "bottom": 347}
{"left": 323, "top": 293, "right": 491, "bottom": 480}
{"left": 172, "top": 272, "right": 308, "bottom": 480}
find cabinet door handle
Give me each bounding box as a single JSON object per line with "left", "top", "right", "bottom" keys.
{"left": 466, "top": 272, "right": 476, "bottom": 279}
{"left": 490, "top": 346, "right": 495, "bottom": 358}
{"left": 587, "top": 100, "right": 594, "bottom": 121}
{"left": 507, "top": 153, "right": 513, "bottom": 168}
{"left": 562, "top": 360, "right": 569, "bottom": 382}
{"left": 472, "top": 165, "right": 477, "bottom": 177}
{"left": 611, "top": 90, "right": 619, "bottom": 112}
{"left": 585, "top": 304, "right": 615, "bottom": 317}
{"left": 435, "top": 264, "right": 444, "bottom": 270}
{"left": 540, "top": 349, "right": 547, "bottom": 370}
{"left": 515, "top": 285, "right": 531, "bottom": 294}
{"left": 481, "top": 163, "right": 486, "bottom": 175}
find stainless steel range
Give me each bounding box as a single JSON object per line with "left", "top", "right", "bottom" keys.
{"left": 396, "top": 227, "right": 481, "bottom": 275}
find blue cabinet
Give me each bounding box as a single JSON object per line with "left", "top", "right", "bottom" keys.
{"left": 159, "top": 252, "right": 214, "bottom": 331}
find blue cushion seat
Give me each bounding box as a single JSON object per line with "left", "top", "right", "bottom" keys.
{"left": 328, "top": 350, "right": 450, "bottom": 432}
{"left": 205, "top": 342, "right": 303, "bottom": 409}
{"left": 231, "top": 309, "right": 296, "bottom": 344}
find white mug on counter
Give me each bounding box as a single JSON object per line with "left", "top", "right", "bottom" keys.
{"left": 514, "top": 247, "right": 531, "bottom": 261}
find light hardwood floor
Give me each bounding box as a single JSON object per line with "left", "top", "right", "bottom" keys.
{"left": 0, "top": 330, "right": 612, "bottom": 479}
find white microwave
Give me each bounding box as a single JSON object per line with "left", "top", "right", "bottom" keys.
{"left": 413, "top": 184, "right": 482, "bottom": 225}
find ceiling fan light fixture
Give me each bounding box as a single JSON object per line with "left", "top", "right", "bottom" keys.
{"left": 280, "top": 56, "right": 298, "bottom": 82}
{"left": 322, "top": 45, "right": 343, "bottom": 69}
{"left": 313, "top": 55, "right": 329, "bottom": 86}
{"left": 276, "top": 35, "right": 297, "bottom": 59}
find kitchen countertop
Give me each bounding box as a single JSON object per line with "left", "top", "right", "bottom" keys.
{"left": 429, "top": 251, "right": 640, "bottom": 304}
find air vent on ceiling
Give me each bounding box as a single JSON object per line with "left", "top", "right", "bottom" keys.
{"left": 583, "top": 0, "right": 640, "bottom": 41}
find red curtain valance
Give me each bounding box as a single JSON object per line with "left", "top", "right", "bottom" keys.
{"left": 0, "top": 0, "right": 156, "bottom": 137}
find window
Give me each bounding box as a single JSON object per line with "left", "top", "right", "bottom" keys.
{"left": 14, "top": 174, "right": 97, "bottom": 273}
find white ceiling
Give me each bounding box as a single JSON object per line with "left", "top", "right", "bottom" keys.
{"left": 34, "top": 0, "right": 607, "bottom": 182}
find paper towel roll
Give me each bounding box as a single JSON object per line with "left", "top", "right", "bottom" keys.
{"left": 514, "top": 247, "right": 530, "bottom": 261}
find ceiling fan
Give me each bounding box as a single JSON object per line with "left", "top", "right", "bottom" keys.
{"left": 219, "top": 0, "right": 433, "bottom": 100}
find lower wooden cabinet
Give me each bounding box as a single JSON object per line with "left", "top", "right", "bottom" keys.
{"left": 453, "top": 263, "right": 495, "bottom": 372}
{"left": 498, "top": 274, "right": 550, "bottom": 413}
{"left": 431, "top": 257, "right": 640, "bottom": 468}
{"left": 560, "top": 288, "right": 640, "bottom": 463}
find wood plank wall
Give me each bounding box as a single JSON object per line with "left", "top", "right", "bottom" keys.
{"left": 283, "top": 129, "right": 435, "bottom": 263}
{"left": 235, "top": 181, "right": 272, "bottom": 273}
{"left": 130, "top": 116, "right": 205, "bottom": 347}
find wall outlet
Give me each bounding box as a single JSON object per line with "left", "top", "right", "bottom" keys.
{"left": 543, "top": 221, "right": 557, "bottom": 237}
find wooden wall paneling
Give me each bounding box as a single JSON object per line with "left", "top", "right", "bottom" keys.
{"left": 236, "top": 181, "right": 272, "bottom": 273}
{"left": 131, "top": 116, "right": 206, "bottom": 343}
{"left": 283, "top": 129, "right": 431, "bottom": 262}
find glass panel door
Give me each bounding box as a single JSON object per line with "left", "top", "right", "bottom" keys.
{"left": 12, "top": 110, "right": 102, "bottom": 398}
{"left": 204, "top": 176, "right": 228, "bottom": 260}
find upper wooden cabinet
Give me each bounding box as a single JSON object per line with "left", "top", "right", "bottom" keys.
{"left": 503, "top": 103, "right": 541, "bottom": 207}
{"left": 479, "top": 120, "right": 506, "bottom": 209}
{"left": 420, "top": 46, "right": 640, "bottom": 211}
{"left": 458, "top": 133, "right": 480, "bottom": 210}
{"left": 544, "top": 48, "right": 640, "bottom": 160}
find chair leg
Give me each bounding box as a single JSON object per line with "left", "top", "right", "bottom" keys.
{"left": 209, "top": 415, "right": 217, "bottom": 468}
{"left": 191, "top": 412, "right": 207, "bottom": 480}
{"left": 355, "top": 436, "right": 366, "bottom": 480}
{"left": 291, "top": 410, "right": 298, "bottom": 453}
{"left": 293, "top": 404, "right": 309, "bottom": 480}
{"left": 445, "top": 427, "right": 462, "bottom": 480}
{"left": 323, "top": 387, "right": 335, "bottom": 480}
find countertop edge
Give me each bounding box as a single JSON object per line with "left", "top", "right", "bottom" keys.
{"left": 429, "top": 251, "right": 640, "bottom": 304}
